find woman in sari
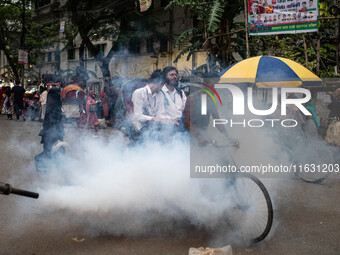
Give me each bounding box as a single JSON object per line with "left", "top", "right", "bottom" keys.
{"left": 85, "top": 90, "right": 99, "bottom": 137}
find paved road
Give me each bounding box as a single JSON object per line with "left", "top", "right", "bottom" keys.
{"left": 0, "top": 117, "right": 339, "bottom": 255}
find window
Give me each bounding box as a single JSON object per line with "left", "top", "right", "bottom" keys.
{"left": 54, "top": 51, "right": 60, "bottom": 62}
{"left": 88, "top": 44, "right": 105, "bottom": 58}
{"left": 37, "top": 0, "right": 51, "bottom": 8}
{"left": 128, "top": 38, "right": 141, "bottom": 54}
{"left": 146, "top": 38, "right": 154, "bottom": 53}
{"left": 159, "top": 38, "right": 168, "bottom": 52}
{"left": 67, "top": 49, "right": 76, "bottom": 60}
{"left": 47, "top": 52, "right": 52, "bottom": 62}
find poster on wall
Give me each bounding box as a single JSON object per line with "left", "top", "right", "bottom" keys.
{"left": 248, "top": 0, "right": 319, "bottom": 35}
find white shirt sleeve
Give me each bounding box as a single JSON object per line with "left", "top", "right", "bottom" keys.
{"left": 131, "top": 90, "right": 153, "bottom": 122}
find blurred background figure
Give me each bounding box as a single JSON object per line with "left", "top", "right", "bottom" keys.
{"left": 100, "top": 86, "right": 109, "bottom": 120}
{"left": 1, "top": 87, "right": 13, "bottom": 120}
{"left": 327, "top": 88, "right": 340, "bottom": 126}
{"left": 85, "top": 90, "right": 99, "bottom": 137}
{"left": 39, "top": 86, "right": 48, "bottom": 121}
{"left": 11, "top": 81, "right": 26, "bottom": 121}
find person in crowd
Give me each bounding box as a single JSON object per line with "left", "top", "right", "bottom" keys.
{"left": 183, "top": 73, "right": 238, "bottom": 147}
{"left": 107, "top": 82, "right": 118, "bottom": 122}
{"left": 100, "top": 86, "right": 109, "bottom": 120}
{"left": 327, "top": 88, "right": 340, "bottom": 125}
{"left": 85, "top": 90, "right": 99, "bottom": 137}
{"left": 302, "top": 97, "right": 320, "bottom": 138}
{"left": 161, "top": 66, "right": 187, "bottom": 127}
{"left": 131, "top": 70, "right": 175, "bottom": 133}
{"left": 38, "top": 87, "right": 64, "bottom": 158}
{"left": 1, "top": 87, "right": 13, "bottom": 120}
{"left": 11, "top": 80, "right": 26, "bottom": 121}
{"left": 39, "top": 86, "right": 48, "bottom": 121}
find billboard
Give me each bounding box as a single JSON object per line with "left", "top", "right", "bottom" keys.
{"left": 248, "top": 0, "right": 319, "bottom": 35}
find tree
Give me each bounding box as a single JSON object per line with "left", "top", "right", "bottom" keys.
{"left": 241, "top": 0, "right": 339, "bottom": 77}
{"left": 0, "top": 0, "right": 58, "bottom": 82}
{"left": 54, "top": 0, "right": 163, "bottom": 80}
{"left": 166, "top": 0, "right": 243, "bottom": 73}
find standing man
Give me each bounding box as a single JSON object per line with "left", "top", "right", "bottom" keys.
{"left": 131, "top": 70, "right": 172, "bottom": 132}
{"left": 327, "top": 88, "right": 340, "bottom": 125}
{"left": 11, "top": 80, "right": 26, "bottom": 121}
{"left": 161, "top": 66, "right": 187, "bottom": 125}
{"left": 39, "top": 86, "right": 48, "bottom": 121}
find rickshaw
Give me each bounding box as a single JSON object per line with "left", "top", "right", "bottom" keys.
{"left": 60, "top": 85, "right": 86, "bottom": 127}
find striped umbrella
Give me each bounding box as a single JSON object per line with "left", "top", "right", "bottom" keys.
{"left": 60, "top": 84, "right": 85, "bottom": 100}
{"left": 219, "top": 56, "right": 322, "bottom": 87}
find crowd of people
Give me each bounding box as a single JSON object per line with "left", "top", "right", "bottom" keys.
{"left": 1, "top": 70, "right": 340, "bottom": 169}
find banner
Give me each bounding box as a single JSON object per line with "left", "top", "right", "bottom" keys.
{"left": 60, "top": 21, "right": 65, "bottom": 33}
{"left": 18, "top": 50, "right": 28, "bottom": 64}
{"left": 248, "top": 0, "right": 319, "bottom": 35}
{"left": 139, "top": 0, "right": 152, "bottom": 12}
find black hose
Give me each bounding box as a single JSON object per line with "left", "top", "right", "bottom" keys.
{"left": 0, "top": 183, "right": 39, "bottom": 199}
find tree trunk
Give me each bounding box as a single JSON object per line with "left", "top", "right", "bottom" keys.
{"left": 302, "top": 34, "right": 309, "bottom": 68}
{"left": 79, "top": 41, "right": 85, "bottom": 68}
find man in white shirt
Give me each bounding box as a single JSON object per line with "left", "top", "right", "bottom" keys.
{"left": 131, "top": 70, "right": 171, "bottom": 131}
{"left": 39, "top": 86, "right": 48, "bottom": 121}
{"left": 161, "top": 67, "right": 187, "bottom": 124}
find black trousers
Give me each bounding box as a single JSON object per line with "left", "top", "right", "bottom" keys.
{"left": 13, "top": 102, "right": 25, "bottom": 120}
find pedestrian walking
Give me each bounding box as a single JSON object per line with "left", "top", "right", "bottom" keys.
{"left": 1, "top": 87, "right": 13, "bottom": 120}
{"left": 38, "top": 87, "right": 64, "bottom": 156}
{"left": 35, "top": 87, "right": 65, "bottom": 169}
{"left": 11, "top": 81, "right": 26, "bottom": 121}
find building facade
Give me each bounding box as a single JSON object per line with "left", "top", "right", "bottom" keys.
{"left": 29, "top": 0, "right": 207, "bottom": 84}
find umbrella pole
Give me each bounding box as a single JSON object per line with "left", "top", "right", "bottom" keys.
{"left": 244, "top": 0, "right": 250, "bottom": 58}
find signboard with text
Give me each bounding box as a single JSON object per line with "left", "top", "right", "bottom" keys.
{"left": 248, "top": 0, "right": 319, "bottom": 35}
{"left": 18, "top": 50, "right": 28, "bottom": 64}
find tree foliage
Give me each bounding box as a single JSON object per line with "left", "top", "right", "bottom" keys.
{"left": 166, "top": 0, "right": 243, "bottom": 72}
{"left": 247, "top": 0, "right": 339, "bottom": 77}
{"left": 53, "top": 0, "right": 165, "bottom": 79}
{"left": 168, "top": 0, "right": 339, "bottom": 77}
{"left": 0, "top": 0, "right": 58, "bottom": 81}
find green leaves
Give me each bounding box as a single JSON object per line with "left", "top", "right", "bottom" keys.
{"left": 165, "top": 0, "right": 195, "bottom": 10}
{"left": 175, "top": 28, "right": 199, "bottom": 47}
{"left": 208, "top": 0, "right": 224, "bottom": 33}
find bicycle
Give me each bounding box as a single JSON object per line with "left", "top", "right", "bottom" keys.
{"left": 204, "top": 141, "right": 274, "bottom": 243}
{"left": 278, "top": 133, "right": 334, "bottom": 184}
{"left": 292, "top": 142, "right": 334, "bottom": 184}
